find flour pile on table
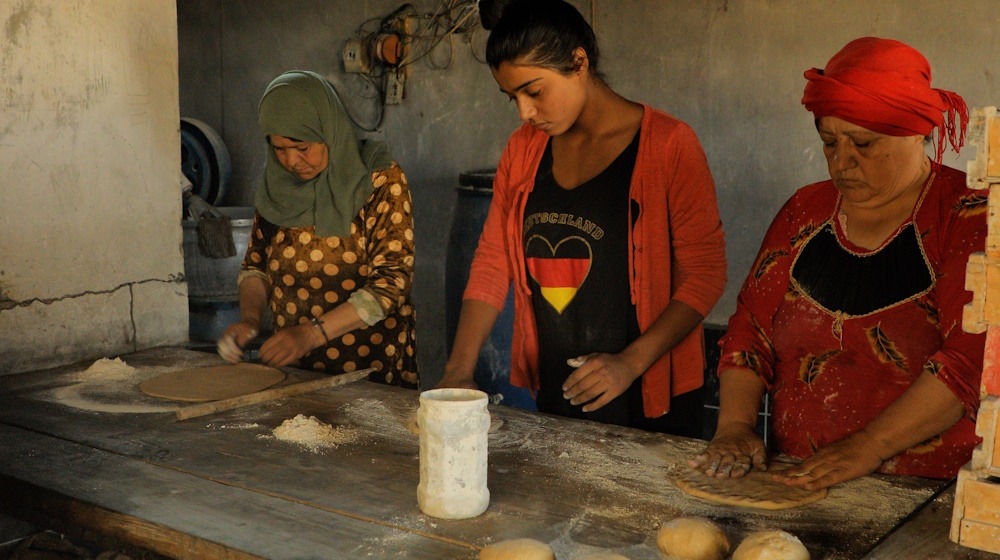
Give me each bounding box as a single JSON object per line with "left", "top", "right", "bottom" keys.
{"left": 72, "top": 357, "right": 137, "bottom": 382}
{"left": 271, "top": 414, "right": 359, "bottom": 452}
{"left": 53, "top": 357, "right": 182, "bottom": 414}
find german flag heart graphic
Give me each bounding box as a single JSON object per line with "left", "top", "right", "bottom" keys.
{"left": 525, "top": 235, "right": 592, "bottom": 314}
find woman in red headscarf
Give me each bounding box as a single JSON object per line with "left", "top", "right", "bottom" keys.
{"left": 690, "top": 37, "right": 986, "bottom": 489}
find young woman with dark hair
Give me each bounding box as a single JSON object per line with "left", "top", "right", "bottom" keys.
{"left": 438, "top": 0, "right": 726, "bottom": 435}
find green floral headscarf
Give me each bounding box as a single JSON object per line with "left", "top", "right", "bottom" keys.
{"left": 255, "top": 70, "right": 393, "bottom": 237}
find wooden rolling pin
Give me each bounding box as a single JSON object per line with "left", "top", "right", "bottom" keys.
{"left": 175, "top": 368, "right": 373, "bottom": 421}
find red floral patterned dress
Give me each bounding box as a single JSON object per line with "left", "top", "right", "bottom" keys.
{"left": 719, "top": 165, "right": 986, "bottom": 478}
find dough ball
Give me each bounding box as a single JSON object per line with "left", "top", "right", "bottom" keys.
{"left": 732, "top": 530, "right": 809, "bottom": 560}
{"left": 480, "top": 538, "right": 555, "bottom": 560}
{"left": 656, "top": 517, "right": 729, "bottom": 560}
{"left": 406, "top": 415, "right": 420, "bottom": 436}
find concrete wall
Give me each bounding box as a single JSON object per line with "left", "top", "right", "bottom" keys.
{"left": 177, "top": 0, "right": 999, "bottom": 388}
{"left": 0, "top": 1, "right": 188, "bottom": 375}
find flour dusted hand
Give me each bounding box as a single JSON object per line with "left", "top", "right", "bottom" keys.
{"left": 217, "top": 320, "right": 258, "bottom": 363}
{"left": 561, "top": 352, "right": 642, "bottom": 412}
{"left": 258, "top": 324, "right": 324, "bottom": 367}
{"left": 689, "top": 421, "right": 767, "bottom": 478}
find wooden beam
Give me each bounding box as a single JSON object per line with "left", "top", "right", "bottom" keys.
{"left": 0, "top": 476, "right": 262, "bottom": 560}
{"left": 987, "top": 117, "right": 1000, "bottom": 178}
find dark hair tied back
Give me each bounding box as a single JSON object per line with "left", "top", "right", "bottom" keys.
{"left": 478, "top": 0, "right": 522, "bottom": 31}
{"left": 480, "top": 0, "right": 600, "bottom": 77}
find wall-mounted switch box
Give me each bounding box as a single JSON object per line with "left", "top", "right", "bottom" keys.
{"left": 385, "top": 72, "right": 405, "bottom": 105}
{"left": 343, "top": 39, "right": 370, "bottom": 73}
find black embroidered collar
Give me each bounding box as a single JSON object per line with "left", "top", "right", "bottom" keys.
{"left": 791, "top": 222, "right": 934, "bottom": 316}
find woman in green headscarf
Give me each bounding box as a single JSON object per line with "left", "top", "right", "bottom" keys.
{"left": 218, "top": 70, "right": 418, "bottom": 388}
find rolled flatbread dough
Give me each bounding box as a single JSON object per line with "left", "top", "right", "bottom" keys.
{"left": 407, "top": 412, "right": 504, "bottom": 435}
{"left": 732, "top": 530, "right": 809, "bottom": 560}
{"left": 138, "top": 364, "right": 285, "bottom": 402}
{"left": 480, "top": 538, "right": 554, "bottom": 560}
{"left": 675, "top": 464, "right": 827, "bottom": 510}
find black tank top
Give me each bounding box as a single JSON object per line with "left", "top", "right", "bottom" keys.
{"left": 523, "top": 130, "right": 641, "bottom": 425}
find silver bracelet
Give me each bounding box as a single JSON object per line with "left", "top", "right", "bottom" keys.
{"left": 310, "top": 317, "right": 330, "bottom": 344}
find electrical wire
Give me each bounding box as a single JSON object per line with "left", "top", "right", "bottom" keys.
{"left": 342, "top": 0, "right": 482, "bottom": 130}
{"left": 468, "top": 24, "right": 487, "bottom": 64}
{"left": 385, "top": 0, "right": 478, "bottom": 67}
{"left": 398, "top": 2, "right": 478, "bottom": 70}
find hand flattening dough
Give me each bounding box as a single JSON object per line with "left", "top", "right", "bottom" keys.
{"left": 732, "top": 530, "right": 809, "bottom": 560}
{"left": 656, "top": 517, "right": 729, "bottom": 560}
{"left": 480, "top": 538, "right": 554, "bottom": 560}
{"left": 674, "top": 463, "right": 827, "bottom": 510}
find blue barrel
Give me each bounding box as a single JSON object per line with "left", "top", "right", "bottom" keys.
{"left": 446, "top": 170, "right": 536, "bottom": 410}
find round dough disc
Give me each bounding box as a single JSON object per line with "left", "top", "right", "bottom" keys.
{"left": 480, "top": 538, "right": 554, "bottom": 560}
{"left": 407, "top": 412, "right": 504, "bottom": 435}
{"left": 675, "top": 463, "right": 827, "bottom": 510}
{"left": 138, "top": 364, "right": 285, "bottom": 402}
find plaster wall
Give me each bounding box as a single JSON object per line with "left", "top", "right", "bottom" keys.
{"left": 177, "top": 0, "right": 999, "bottom": 388}
{"left": 0, "top": 0, "right": 187, "bottom": 374}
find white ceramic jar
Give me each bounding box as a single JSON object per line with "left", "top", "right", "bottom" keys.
{"left": 416, "top": 388, "right": 490, "bottom": 519}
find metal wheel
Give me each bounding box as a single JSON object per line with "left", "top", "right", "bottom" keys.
{"left": 180, "top": 117, "right": 232, "bottom": 205}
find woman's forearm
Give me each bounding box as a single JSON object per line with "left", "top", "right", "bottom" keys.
{"left": 443, "top": 299, "right": 501, "bottom": 384}
{"left": 314, "top": 301, "right": 367, "bottom": 344}
{"left": 238, "top": 276, "right": 269, "bottom": 327}
{"left": 861, "top": 371, "right": 965, "bottom": 460}
{"left": 618, "top": 299, "right": 704, "bottom": 380}
{"left": 717, "top": 368, "right": 766, "bottom": 430}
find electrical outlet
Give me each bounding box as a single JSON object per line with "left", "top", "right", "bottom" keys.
{"left": 385, "top": 72, "right": 405, "bottom": 105}
{"left": 342, "top": 38, "right": 370, "bottom": 73}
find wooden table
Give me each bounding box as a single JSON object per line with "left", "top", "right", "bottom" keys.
{"left": 0, "top": 347, "right": 993, "bottom": 559}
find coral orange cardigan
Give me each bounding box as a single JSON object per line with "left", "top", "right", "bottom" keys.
{"left": 464, "top": 105, "right": 726, "bottom": 417}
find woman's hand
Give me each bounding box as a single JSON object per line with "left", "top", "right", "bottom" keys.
{"left": 562, "top": 352, "right": 641, "bottom": 413}
{"left": 217, "top": 318, "right": 260, "bottom": 363}
{"left": 688, "top": 421, "right": 767, "bottom": 478}
{"left": 774, "top": 429, "right": 886, "bottom": 490}
{"left": 435, "top": 370, "right": 481, "bottom": 391}
{"left": 258, "top": 324, "right": 324, "bottom": 367}
{"left": 435, "top": 360, "right": 480, "bottom": 391}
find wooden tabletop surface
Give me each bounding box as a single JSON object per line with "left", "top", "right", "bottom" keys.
{"left": 0, "top": 346, "right": 994, "bottom": 559}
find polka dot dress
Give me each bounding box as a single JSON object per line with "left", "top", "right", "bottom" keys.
{"left": 241, "top": 163, "right": 418, "bottom": 388}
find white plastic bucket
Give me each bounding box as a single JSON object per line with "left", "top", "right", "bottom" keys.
{"left": 416, "top": 388, "right": 490, "bottom": 519}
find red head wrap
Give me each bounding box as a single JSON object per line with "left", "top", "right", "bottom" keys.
{"left": 801, "top": 37, "right": 968, "bottom": 164}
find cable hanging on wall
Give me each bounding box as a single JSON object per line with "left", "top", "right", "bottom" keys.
{"left": 340, "top": 0, "right": 482, "bottom": 128}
